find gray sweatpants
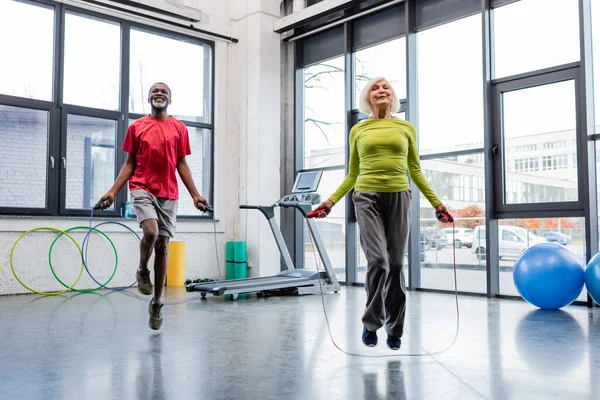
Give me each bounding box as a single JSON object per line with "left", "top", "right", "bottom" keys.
{"left": 353, "top": 190, "right": 411, "bottom": 338}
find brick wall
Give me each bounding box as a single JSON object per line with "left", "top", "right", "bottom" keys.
{"left": 65, "top": 116, "right": 116, "bottom": 209}
{"left": 0, "top": 107, "right": 48, "bottom": 208}
{"left": 1, "top": 108, "right": 209, "bottom": 213}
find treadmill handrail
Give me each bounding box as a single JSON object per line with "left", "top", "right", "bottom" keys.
{"left": 239, "top": 204, "right": 294, "bottom": 271}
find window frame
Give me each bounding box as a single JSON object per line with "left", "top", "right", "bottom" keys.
{"left": 0, "top": 0, "right": 215, "bottom": 220}
{"left": 491, "top": 65, "right": 584, "bottom": 217}
{"left": 291, "top": 0, "right": 599, "bottom": 306}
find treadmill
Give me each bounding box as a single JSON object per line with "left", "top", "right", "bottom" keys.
{"left": 186, "top": 171, "right": 341, "bottom": 300}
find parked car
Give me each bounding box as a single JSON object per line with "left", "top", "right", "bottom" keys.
{"left": 537, "top": 230, "right": 572, "bottom": 245}
{"left": 401, "top": 230, "right": 428, "bottom": 264}
{"left": 421, "top": 227, "right": 448, "bottom": 250}
{"left": 471, "top": 225, "right": 548, "bottom": 260}
{"left": 442, "top": 228, "right": 473, "bottom": 249}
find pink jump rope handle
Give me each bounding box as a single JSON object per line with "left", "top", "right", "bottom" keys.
{"left": 307, "top": 210, "right": 321, "bottom": 218}
{"left": 436, "top": 211, "right": 454, "bottom": 223}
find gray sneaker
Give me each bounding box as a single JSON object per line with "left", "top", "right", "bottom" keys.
{"left": 148, "top": 298, "right": 164, "bottom": 330}
{"left": 136, "top": 269, "right": 153, "bottom": 295}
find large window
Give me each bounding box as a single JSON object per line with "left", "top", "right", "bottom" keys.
{"left": 0, "top": 105, "right": 49, "bottom": 209}
{"left": 493, "top": 0, "right": 580, "bottom": 78}
{"left": 63, "top": 12, "right": 121, "bottom": 110}
{"left": 0, "top": 0, "right": 54, "bottom": 101}
{"left": 293, "top": 0, "right": 597, "bottom": 303}
{"left": 302, "top": 55, "right": 347, "bottom": 279}
{"left": 500, "top": 80, "right": 579, "bottom": 204}
{"left": 419, "top": 154, "right": 486, "bottom": 293}
{"left": 130, "top": 28, "right": 211, "bottom": 123}
{"left": 417, "top": 14, "right": 483, "bottom": 155}
{"left": 354, "top": 38, "right": 407, "bottom": 107}
{"left": 176, "top": 127, "right": 212, "bottom": 216}
{"left": 303, "top": 57, "right": 346, "bottom": 169}
{"left": 304, "top": 169, "right": 346, "bottom": 280}
{"left": 415, "top": 14, "right": 485, "bottom": 292}
{"left": 64, "top": 115, "right": 117, "bottom": 210}
{"left": 0, "top": 0, "right": 214, "bottom": 218}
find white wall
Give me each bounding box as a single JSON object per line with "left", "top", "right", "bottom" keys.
{"left": 0, "top": 0, "right": 284, "bottom": 295}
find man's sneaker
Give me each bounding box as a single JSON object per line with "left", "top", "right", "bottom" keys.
{"left": 387, "top": 335, "right": 401, "bottom": 350}
{"left": 136, "top": 269, "right": 153, "bottom": 295}
{"left": 148, "top": 298, "right": 164, "bottom": 330}
{"left": 362, "top": 326, "right": 378, "bottom": 347}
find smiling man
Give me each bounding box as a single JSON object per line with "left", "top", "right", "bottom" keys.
{"left": 96, "top": 82, "right": 211, "bottom": 330}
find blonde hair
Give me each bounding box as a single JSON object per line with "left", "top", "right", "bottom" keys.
{"left": 358, "top": 77, "right": 400, "bottom": 115}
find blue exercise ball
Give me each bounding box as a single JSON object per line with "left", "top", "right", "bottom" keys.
{"left": 513, "top": 242, "right": 584, "bottom": 309}
{"left": 585, "top": 252, "right": 600, "bottom": 305}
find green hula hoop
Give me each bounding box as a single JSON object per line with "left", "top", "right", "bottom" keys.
{"left": 48, "top": 226, "right": 118, "bottom": 293}
{"left": 10, "top": 227, "right": 84, "bottom": 295}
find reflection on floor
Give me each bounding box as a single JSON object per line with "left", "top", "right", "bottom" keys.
{"left": 1, "top": 285, "right": 599, "bottom": 399}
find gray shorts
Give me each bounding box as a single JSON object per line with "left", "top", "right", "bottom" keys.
{"left": 131, "top": 189, "right": 178, "bottom": 238}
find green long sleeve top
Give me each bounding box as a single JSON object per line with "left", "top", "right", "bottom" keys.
{"left": 327, "top": 117, "right": 442, "bottom": 208}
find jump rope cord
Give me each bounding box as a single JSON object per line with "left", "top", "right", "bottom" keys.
{"left": 82, "top": 206, "right": 219, "bottom": 306}
{"left": 82, "top": 208, "right": 462, "bottom": 362}
{"left": 310, "top": 223, "right": 460, "bottom": 358}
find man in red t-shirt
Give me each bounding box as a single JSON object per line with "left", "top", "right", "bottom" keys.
{"left": 96, "top": 82, "right": 211, "bottom": 330}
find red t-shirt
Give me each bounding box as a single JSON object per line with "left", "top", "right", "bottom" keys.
{"left": 122, "top": 115, "right": 191, "bottom": 200}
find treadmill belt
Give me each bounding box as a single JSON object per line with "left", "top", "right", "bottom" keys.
{"left": 189, "top": 276, "right": 312, "bottom": 293}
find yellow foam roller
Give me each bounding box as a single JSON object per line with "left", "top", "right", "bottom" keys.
{"left": 166, "top": 241, "right": 186, "bottom": 286}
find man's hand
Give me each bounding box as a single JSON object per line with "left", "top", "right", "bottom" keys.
{"left": 311, "top": 199, "right": 334, "bottom": 218}
{"left": 193, "top": 194, "right": 211, "bottom": 211}
{"left": 96, "top": 192, "right": 116, "bottom": 210}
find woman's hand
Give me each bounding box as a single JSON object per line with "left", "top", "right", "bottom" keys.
{"left": 435, "top": 203, "right": 453, "bottom": 223}
{"left": 312, "top": 199, "right": 334, "bottom": 218}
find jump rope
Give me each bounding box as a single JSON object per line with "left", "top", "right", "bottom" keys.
{"left": 8, "top": 201, "right": 461, "bottom": 359}
{"left": 8, "top": 202, "right": 218, "bottom": 305}
{"left": 306, "top": 209, "right": 461, "bottom": 359}
{"left": 304, "top": 209, "right": 481, "bottom": 397}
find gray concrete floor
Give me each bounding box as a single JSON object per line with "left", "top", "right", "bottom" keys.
{"left": 1, "top": 285, "right": 600, "bottom": 399}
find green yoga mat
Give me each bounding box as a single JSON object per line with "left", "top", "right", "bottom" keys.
{"left": 226, "top": 241, "right": 247, "bottom": 279}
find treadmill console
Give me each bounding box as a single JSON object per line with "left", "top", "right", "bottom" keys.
{"left": 276, "top": 192, "right": 321, "bottom": 206}
{"left": 275, "top": 171, "right": 323, "bottom": 206}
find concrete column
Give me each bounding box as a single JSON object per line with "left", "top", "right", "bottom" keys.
{"left": 228, "top": 0, "right": 282, "bottom": 277}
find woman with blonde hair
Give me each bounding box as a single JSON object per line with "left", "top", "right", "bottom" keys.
{"left": 311, "top": 77, "right": 451, "bottom": 350}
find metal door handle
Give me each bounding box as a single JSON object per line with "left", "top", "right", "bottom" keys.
{"left": 62, "top": 157, "right": 66, "bottom": 169}
{"left": 50, "top": 156, "right": 54, "bottom": 168}
{"left": 492, "top": 144, "right": 499, "bottom": 156}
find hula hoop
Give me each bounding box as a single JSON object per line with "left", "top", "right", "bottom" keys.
{"left": 81, "top": 221, "right": 141, "bottom": 291}
{"left": 48, "top": 226, "right": 118, "bottom": 293}
{"left": 10, "top": 227, "right": 84, "bottom": 295}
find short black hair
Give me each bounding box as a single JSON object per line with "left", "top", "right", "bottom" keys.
{"left": 148, "top": 82, "right": 171, "bottom": 97}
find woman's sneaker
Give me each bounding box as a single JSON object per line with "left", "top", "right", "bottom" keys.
{"left": 386, "top": 335, "right": 401, "bottom": 350}
{"left": 362, "top": 327, "right": 378, "bottom": 347}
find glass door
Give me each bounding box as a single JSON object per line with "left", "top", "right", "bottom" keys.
{"left": 492, "top": 67, "right": 582, "bottom": 213}
{"left": 491, "top": 66, "right": 587, "bottom": 297}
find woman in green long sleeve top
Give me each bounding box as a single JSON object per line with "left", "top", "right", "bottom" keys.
{"left": 311, "top": 77, "right": 452, "bottom": 350}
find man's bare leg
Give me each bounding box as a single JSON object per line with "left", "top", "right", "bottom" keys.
{"left": 137, "top": 219, "right": 158, "bottom": 295}
{"left": 153, "top": 236, "right": 170, "bottom": 304}
{"left": 148, "top": 235, "right": 169, "bottom": 330}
